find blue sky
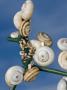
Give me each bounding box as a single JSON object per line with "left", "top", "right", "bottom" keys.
{"left": 0, "top": 0, "right": 67, "bottom": 90}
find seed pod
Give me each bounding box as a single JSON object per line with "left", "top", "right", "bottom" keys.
{"left": 5, "top": 66, "right": 24, "bottom": 87}
{"left": 58, "top": 51, "right": 67, "bottom": 70}
{"left": 21, "top": 0, "right": 34, "bottom": 20}
{"left": 24, "top": 67, "right": 40, "bottom": 82}
{"left": 57, "top": 38, "right": 67, "bottom": 51}
{"left": 37, "top": 32, "right": 52, "bottom": 46}
{"left": 33, "top": 46, "right": 54, "bottom": 67}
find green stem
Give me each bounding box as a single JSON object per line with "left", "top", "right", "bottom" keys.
{"left": 10, "top": 85, "right": 17, "bottom": 90}
{"left": 8, "top": 37, "right": 19, "bottom": 43}
{"left": 39, "top": 67, "right": 67, "bottom": 76}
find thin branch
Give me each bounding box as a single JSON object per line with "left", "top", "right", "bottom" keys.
{"left": 10, "top": 85, "right": 17, "bottom": 90}
{"left": 7, "top": 37, "right": 19, "bottom": 43}
{"left": 39, "top": 67, "right": 67, "bottom": 76}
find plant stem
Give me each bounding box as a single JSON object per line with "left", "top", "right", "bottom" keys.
{"left": 8, "top": 37, "right": 19, "bottom": 43}
{"left": 13, "top": 85, "right": 17, "bottom": 90}
{"left": 10, "top": 85, "right": 17, "bottom": 90}
{"left": 39, "top": 67, "right": 67, "bottom": 76}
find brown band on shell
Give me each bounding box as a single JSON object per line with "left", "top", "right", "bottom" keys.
{"left": 37, "top": 32, "right": 52, "bottom": 46}
{"left": 20, "top": 20, "right": 31, "bottom": 37}
{"left": 24, "top": 67, "right": 40, "bottom": 82}
{"left": 26, "top": 70, "right": 39, "bottom": 82}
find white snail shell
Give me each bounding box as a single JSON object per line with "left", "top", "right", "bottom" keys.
{"left": 10, "top": 32, "right": 19, "bottom": 38}
{"left": 24, "top": 67, "right": 40, "bottom": 82}
{"left": 20, "top": 20, "right": 31, "bottom": 37}
{"left": 5, "top": 66, "right": 24, "bottom": 87}
{"left": 21, "top": 0, "right": 34, "bottom": 20}
{"left": 13, "top": 11, "right": 23, "bottom": 30}
{"left": 57, "top": 77, "right": 67, "bottom": 90}
{"left": 33, "top": 46, "right": 54, "bottom": 67}
{"left": 37, "top": 32, "right": 52, "bottom": 46}
{"left": 30, "top": 40, "right": 42, "bottom": 50}
{"left": 57, "top": 38, "right": 67, "bottom": 51}
{"left": 58, "top": 51, "right": 67, "bottom": 70}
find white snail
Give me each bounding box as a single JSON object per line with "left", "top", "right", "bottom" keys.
{"left": 57, "top": 38, "right": 67, "bottom": 51}
{"left": 57, "top": 77, "right": 67, "bottom": 90}
{"left": 37, "top": 32, "right": 52, "bottom": 46}
{"left": 30, "top": 40, "right": 42, "bottom": 50}
{"left": 21, "top": 0, "right": 34, "bottom": 20}
{"left": 13, "top": 11, "right": 23, "bottom": 30}
{"left": 5, "top": 66, "right": 24, "bottom": 87}
{"left": 10, "top": 32, "right": 19, "bottom": 38}
{"left": 24, "top": 67, "right": 40, "bottom": 82}
{"left": 33, "top": 46, "right": 54, "bottom": 67}
{"left": 58, "top": 51, "right": 67, "bottom": 70}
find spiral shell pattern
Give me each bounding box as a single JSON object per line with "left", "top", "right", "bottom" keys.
{"left": 57, "top": 38, "right": 67, "bottom": 51}
{"left": 24, "top": 67, "right": 40, "bottom": 82}
{"left": 20, "top": 20, "right": 31, "bottom": 37}
{"left": 21, "top": 0, "right": 34, "bottom": 20}
{"left": 57, "top": 77, "right": 67, "bottom": 90}
{"left": 37, "top": 32, "right": 52, "bottom": 46}
{"left": 33, "top": 46, "right": 54, "bottom": 67}
{"left": 58, "top": 51, "right": 67, "bottom": 70}
{"left": 5, "top": 66, "right": 24, "bottom": 87}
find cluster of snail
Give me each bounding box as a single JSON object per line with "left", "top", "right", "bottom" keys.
{"left": 5, "top": 0, "right": 67, "bottom": 90}
{"left": 57, "top": 38, "right": 67, "bottom": 90}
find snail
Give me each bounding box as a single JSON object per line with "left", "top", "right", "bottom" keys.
{"left": 24, "top": 67, "right": 40, "bottom": 82}
{"left": 13, "top": 10, "right": 31, "bottom": 37}
{"left": 37, "top": 32, "right": 52, "bottom": 46}
{"left": 57, "top": 77, "right": 67, "bottom": 90}
{"left": 10, "top": 31, "right": 19, "bottom": 38}
{"left": 20, "top": 20, "right": 31, "bottom": 37}
{"left": 30, "top": 40, "right": 42, "bottom": 50}
{"left": 19, "top": 39, "right": 27, "bottom": 50}
{"left": 5, "top": 66, "right": 24, "bottom": 87}
{"left": 57, "top": 38, "right": 67, "bottom": 51}
{"left": 58, "top": 51, "right": 67, "bottom": 70}
{"left": 33, "top": 46, "right": 54, "bottom": 67}
{"left": 21, "top": 0, "right": 34, "bottom": 20}
{"left": 13, "top": 11, "right": 23, "bottom": 30}
{"left": 20, "top": 51, "right": 27, "bottom": 60}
